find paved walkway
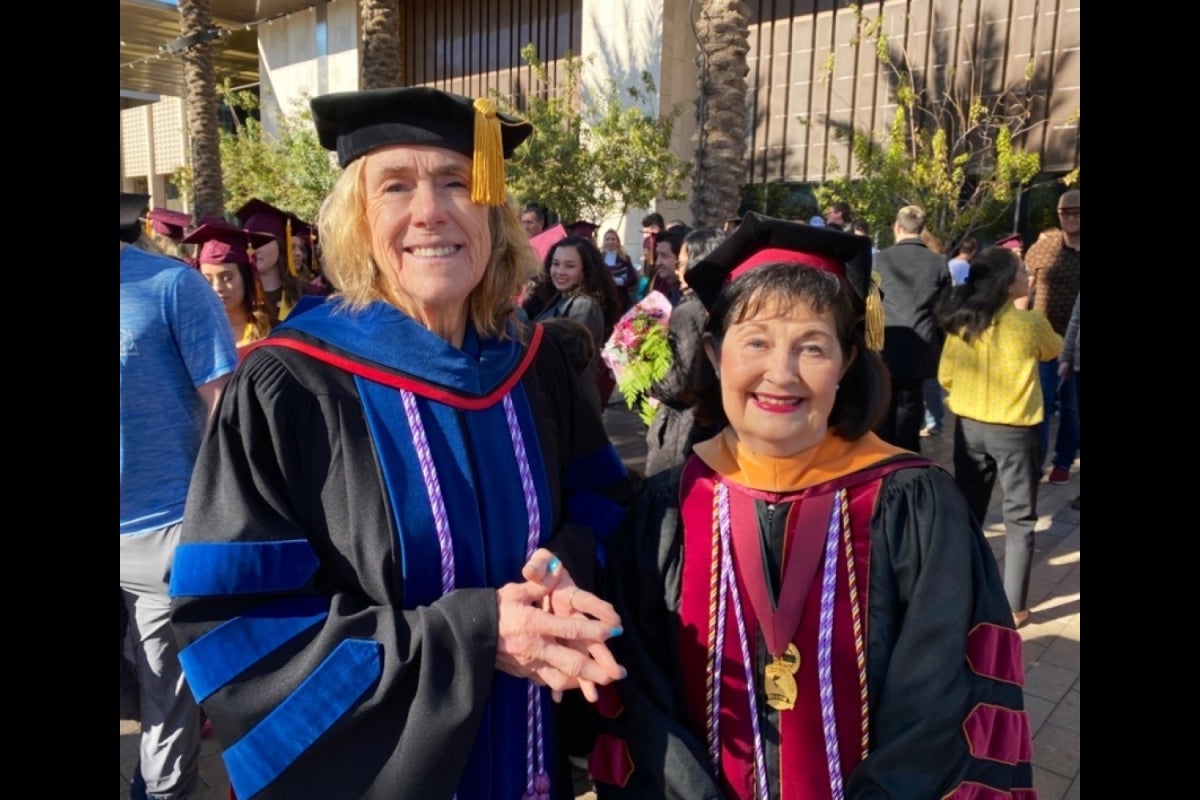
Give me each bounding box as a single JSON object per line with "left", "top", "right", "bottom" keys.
{"left": 121, "top": 403, "right": 1079, "bottom": 799}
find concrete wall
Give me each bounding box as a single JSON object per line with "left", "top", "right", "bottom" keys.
{"left": 260, "top": 0, "right": 360, "bottom": 134}
{"left": 582, "top": 0, "right": 700, "bottom": 255}
{"left": 120, "top": 96, "right": 189, "bottom": 211}
{"left": 121, "top": 0, "right": 1079, "bottom": 223}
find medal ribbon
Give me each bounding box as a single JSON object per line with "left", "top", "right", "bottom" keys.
{"left": 725, "top": 485, "right": 834, "bottom": 659}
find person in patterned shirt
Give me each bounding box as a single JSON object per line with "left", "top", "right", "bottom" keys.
{"left": 1023, "top": 190, "right": 1080, "bottom": 484}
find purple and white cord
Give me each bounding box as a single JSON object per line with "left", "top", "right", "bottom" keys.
{"left": 717, "top": 484, "right": 769, "bottom": 800}
{"left": 503, "top": 395, "right": 543, "bottom": 561}
{"left": 817, "top": 495, "right": 844, "bottom": 800}
{"left": 503, "top": 395, "right": 550, "bottom": 800}
{"left": 401, "top": 390, "right": 455, "bottom": 595}
{"left": 402, "top": 390, "right": 462, "bottom": 800}
{"left": 404, "top": 390, "right": 548, "bottom": 799}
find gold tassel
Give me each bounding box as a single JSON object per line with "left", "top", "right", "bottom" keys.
{"left": 471, "top": 97, "right": 507, "bottom": 206}
{"left": 866, "top": 271, "right": 885, "bottom": 351}
{"left": 285, "top": 218, "right": 298, "bottom": 277}
{"left": 144, "top": 216, "right": 153, "bottom": 237}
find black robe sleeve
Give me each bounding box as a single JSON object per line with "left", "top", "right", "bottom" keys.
{"left": 848, "top": 466, "right": 1035, "bottom": 798}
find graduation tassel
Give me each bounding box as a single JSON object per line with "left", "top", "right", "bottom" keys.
{"left": 865, "top": 272, "right": 885, "bottom": 351}
{"left": 246, "top": 242, "right": 268, "bottom": 311}
{"left": 471, "top": 97, "right": 507, "bottom": 206}
{"left": 285, "top": 218, "right": 298, "bottom": 277}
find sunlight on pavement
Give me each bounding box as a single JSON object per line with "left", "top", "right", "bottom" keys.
{"left": 1047, "top": 550, "right": 1079, "bottom": 566}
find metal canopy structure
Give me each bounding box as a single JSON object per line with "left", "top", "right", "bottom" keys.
{"left": 120, "top": 0, "right": 319, "bottom": 107}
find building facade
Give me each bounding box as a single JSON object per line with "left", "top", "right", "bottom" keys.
{"left": 120, "top": 0, "right": 1079, "bottom": 238}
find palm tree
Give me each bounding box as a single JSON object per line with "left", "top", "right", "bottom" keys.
{"left": 360, "top": 0, "right": 403, "bottom": 89}
{"left": 176, "top": 0, "right": 225, "bottom": 219}
{"left": 691, "top": 1, "right": 751, "bottom": 227}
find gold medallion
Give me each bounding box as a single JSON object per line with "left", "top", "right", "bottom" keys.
{"left": 764, "top": 663, "right": 798, "bottom": 710}
{"left": 763, "top": 644, "right": 802, "bottom": 711}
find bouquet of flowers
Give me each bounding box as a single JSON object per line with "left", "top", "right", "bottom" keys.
{"left": 601, "top": 290, "right": 674, "bottom": 425}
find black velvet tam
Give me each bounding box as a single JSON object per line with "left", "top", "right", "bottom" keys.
{"left": 310, "top": 86, "right": 533, "bottom": 168}
{"left": 687, "top": 210, "right": 875, "bottom": 314}
{"left": 236, "top": 198, "right": 294, "bottom": 243}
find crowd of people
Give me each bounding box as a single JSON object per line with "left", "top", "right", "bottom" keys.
{"left": 121, "top": 83, "right": 1077, "bottom": 800}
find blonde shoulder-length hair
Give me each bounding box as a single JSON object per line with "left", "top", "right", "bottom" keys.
{"left": 316, "top": 158, "right": 541, "bottom": 339}
{"left": 603, "top": 228, "right": 630, "bottom": 261}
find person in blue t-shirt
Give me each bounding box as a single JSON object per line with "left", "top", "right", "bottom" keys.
{"left": 120, "top": 193, "right": 238, "bottom": 799}
{"left": 946, "top": 236, "right": 978, "bottom": 287}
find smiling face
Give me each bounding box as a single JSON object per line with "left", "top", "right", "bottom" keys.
{"left": 200, "top": 262, "right": 246, "bottom": 313}
{"left": 602, "top": 230, "right": 620, "bottom": 252}
{"left": 704, "top": 296, "right": 848, "bottom": 457}
{"left": 550, "top": 245, "right": 586, "bottom": 292}
{"left": 362, "top": 145, "right": 491, "bottom": 338}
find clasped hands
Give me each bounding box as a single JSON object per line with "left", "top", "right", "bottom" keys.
{"left": 495, "top": 548, "right": 625, "bottom": 703}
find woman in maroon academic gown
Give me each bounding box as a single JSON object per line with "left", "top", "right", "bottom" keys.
{"left": 590, "top": 212, "right": 1038, "bottom": 800}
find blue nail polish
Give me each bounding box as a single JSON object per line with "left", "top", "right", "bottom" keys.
{"left": 547, "top": 557, "right": 560, "bottom": 573}
{"left": 620, "top": 667, "right": 628, "bottom": 679}
{"left": 610, "top": 626, "right": 623, "bottom": 637}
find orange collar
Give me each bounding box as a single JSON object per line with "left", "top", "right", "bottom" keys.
{"left": 693, "top": 427, "right": 909, "bottom": 493}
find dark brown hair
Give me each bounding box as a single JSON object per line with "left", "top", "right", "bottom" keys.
{"left": 685, "top": 262, "right": 890, "bottom": 440}
{"left": 936, "top": 247, "right": 1020, "bottom": 342}
{"left": 530, "top": 235, "right": 624, "bottom": 334}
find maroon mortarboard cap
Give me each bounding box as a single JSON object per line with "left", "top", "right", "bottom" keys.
{"left": 688, "top": 211, "right": 874, "bottom": 313}
{"left": 236, "top": 198, "right": 293, "bottom": 244}
{"left": 182, "top": 221, "right": 275, "bottom": 266}
{"left": 146, "top": 208, "right": 193, "bottom": 240}
{"left": 529, "top": 223, "right": 569, "bottom": 264}
{"left": 310, "top": 87, "right": 533, "bottom": 207}
{"left": 995, "top": 233, "right": 1023, "bottom": 250}
{"left": 121, "top": 193, "right": 149, "bottom": 244}
{"left": 565, "top": 220, "right": 598, "bottom": 238}
{"left": 286, "top": 214, "right": 313, "bottom": 243}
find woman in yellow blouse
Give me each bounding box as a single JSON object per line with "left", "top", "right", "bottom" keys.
{"left": 938, "top": 246, "right": 1062, "bottom": 627}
